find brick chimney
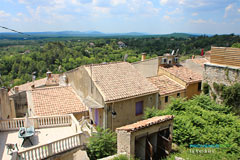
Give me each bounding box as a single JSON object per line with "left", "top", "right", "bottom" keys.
{"left": 141, "top": 53, "right": 146, "bottom": 61}
{"left": 46, "top": 71, "right": 52, "bottom": 79}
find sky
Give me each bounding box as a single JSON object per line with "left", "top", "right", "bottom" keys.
{"left": 0, "top": 0, "right": 240, "bottom": 34}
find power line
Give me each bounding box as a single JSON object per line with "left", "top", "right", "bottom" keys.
{"left": 0, "top": 26, "right": 31, "bottom": 36}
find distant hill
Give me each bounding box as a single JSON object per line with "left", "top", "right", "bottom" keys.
{"left": 0, "top": 31, "right": 202, "bottom": 39}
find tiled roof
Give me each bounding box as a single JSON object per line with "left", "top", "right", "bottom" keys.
{"left": 148, "top": 75, "right": 185, "bottom": 95}
{"left": 159, "top": 65, "right": 202, "bottom": 83}
{"left": 9, "top": 74, "right": 59, "bottom": 96}
{"left": 116, "top": 115, "right": 174, "bottom": 132}
{"left": 84, "top": 62, "right": 159, "bottom": 102}
{"left": 30, "top": 86, "right": 87, "bottom": 116}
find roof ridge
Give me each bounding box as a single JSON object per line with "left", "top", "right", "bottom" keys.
{"left": 84, "top": 61, "right": 126, "bottom": 67}
{"left": 31, "top": 86, "right": 70, "bottom": 92}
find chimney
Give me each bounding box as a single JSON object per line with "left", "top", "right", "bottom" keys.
{"left": 141, "top": 53, "right": 146, "bottom": 61}
{"left": 14, "top": 86, "right": 19, "bottom": 93}
{"left": 46, "top": 71, "right": 52, "bottom": 79}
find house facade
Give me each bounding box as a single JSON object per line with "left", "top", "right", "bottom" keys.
{"left": 133, "top": 54, "right": 202, "bottom": 109}
{"left": 63, "top": 62, "right": 159, "bottom": 130}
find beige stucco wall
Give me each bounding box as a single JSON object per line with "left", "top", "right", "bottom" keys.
{"left": 117, "top": 119, "right": 173, "bottom": 157}
{"left": 0, "top": 88, "right": 16, "bottom": 119}
{"left": 159, "top": 91, "right": 186, "bottom": 109}
{"left": 64, "top": 67, "right": 105, "bottom": 106}
{"left": 186, "top": 82, "right": 201, "bottom": 99}
{"left": 106, "top": 93, "right": 158, "bottom": 131}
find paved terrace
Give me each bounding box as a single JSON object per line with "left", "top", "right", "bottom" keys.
{"left": 0, "top": 114, "right": 94, "bottom": 160}
{"left": 0, "top": 126, "right": 75, "bottom": 160}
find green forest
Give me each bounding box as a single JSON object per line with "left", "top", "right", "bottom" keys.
{"left": 0, "top": 34, "right": 240, "bottom": 88}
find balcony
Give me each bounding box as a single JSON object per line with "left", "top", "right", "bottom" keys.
{"left": 0, "top": 114, "right": 94, "bottom": 160}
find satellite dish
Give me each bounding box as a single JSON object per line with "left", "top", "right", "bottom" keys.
{"left": 123, "top": 54, "right": 128, "bottom": 62}
{"left": 171, "top": 50, "right": 175, "bottom": 55}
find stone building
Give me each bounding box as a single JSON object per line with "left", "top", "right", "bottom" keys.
{"left": 63, "top": 62, "right": 159, "bottom": 130}
{"left": 116, "top": 115, "right": 174, "bottom": 160}
{"left": 133, "top": 54, "right": 202, "bottom": 109}
{"left": 9, "top": 72, "right": 60, "bottom": 117}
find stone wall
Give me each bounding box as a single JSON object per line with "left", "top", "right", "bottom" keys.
{"left": 203, "top": 63, "right": 240, "bottom": 102}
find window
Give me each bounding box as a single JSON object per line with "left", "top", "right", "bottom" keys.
{"left": 198, "top": 82, "right": 202, "bottom": 91}
{"left": 136, "top": 101, "right": 143, "bottom": 116}
{"left": 165, "top": 96, "right": 168, "bottom": 103}
{"left": 177, "top": 93, "right": 180, "bottom": 97}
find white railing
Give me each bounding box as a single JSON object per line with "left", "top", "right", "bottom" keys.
{"left": 37, "top": 115, "right": 71, "bottom": 128}
{"left": 0, "top": 118, "right": 25, "bottom": 131}
{"left": 0, "top": 115, "right": 71, "bottom": 131}
{"left": 18, "top": 133, "right": 83, "bottom": 160}
{"left": 80, "top": 118, "right": 96, "bottom": 136}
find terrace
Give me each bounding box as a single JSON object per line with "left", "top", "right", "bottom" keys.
{"left": 0, "top": 114, "right": 94, "bottom": 160}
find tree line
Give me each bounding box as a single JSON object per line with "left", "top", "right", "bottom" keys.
{"left": 0, "top": 34, "right": 240, "bottom": 88}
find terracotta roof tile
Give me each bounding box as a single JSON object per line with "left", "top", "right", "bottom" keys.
{"left": 30, "top": 86, "right": 87, "bottom": 116}
{"left": 116, "top": 115, "right": 174, "bottom": 132}
{"left": 9, "top": 74, "right": 59, "bottom": 96}
{"left": 148, "top": 75, "right": 185, "bottom": 95}
{"left": 84, "top": 62, "right": 159, "bottom": 102}
{"left": 159, "top": 65, "right": 202, "bottom": 83}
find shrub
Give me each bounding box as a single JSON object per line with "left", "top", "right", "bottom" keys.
{"left": 87, "top": 127, "right": 117, "bottom": 160}
{"left": 144, "top": 94, "right": 240, "bottom": 156}
{"left": 221, "top": 83, "right": 240, "bottom": 115}
{"left": 202, "top": 83, "right": 210, "bottom": 95}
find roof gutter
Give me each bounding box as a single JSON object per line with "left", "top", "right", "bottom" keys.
{"left": 104, "top": 90, "right": 159, "bottom": 104}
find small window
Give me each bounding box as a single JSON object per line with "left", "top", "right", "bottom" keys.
{"left": 165, "top": 96, "right": 168, "bottom": 103}
{"left": 177, "top": 93, "right": 180, "bottom": 97}
{"left": 136, "top": 101, "right": 143, "bottom": 116}
{"left": 164, "top": 58, "right": 167, "bottom": 63}
{"left": 198, "top": 82, "right": 202, "bottom": 91}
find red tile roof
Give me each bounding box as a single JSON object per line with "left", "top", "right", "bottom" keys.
{"left": 159, "top": 65, "right": 202, "bottom": 83}
{"left": 148, "top": 75, "right": 185, "bottom": 95}
{"left": 9, "top": 74, "right": 60, "bottom": 96}
{"left": 29, "top": 86, "right": 87, "bottom": 116}
{"left": 116, "top": 115, "right": 174, "bottom": 132}
{"left": 84, "top": 62, "right": 159, "bottom": 102}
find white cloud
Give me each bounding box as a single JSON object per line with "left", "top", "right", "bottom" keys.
{"left": 17, "top": 12, "right": 23, "bottom": 16}
{"left": 0, "top": 10, "right": 11, "bottom": 18}
{"left": 192, "top": 12, "right": 198, "bottom": 16}
{"left": 167, "top": 8, "right": 181, "bottom": 15}
{"left": 224, "top": 4, "right": 233, "bottom": 18}
{"left": 110, "top": 0, "right": 126, "bottom": 6}
{"left": 190, "top": 19, "right": 207, "bottom": 24}
{"left": 238, "top": 8, "right": 240, "bottom": 13}
{"left": 18, "top": 0, "right": 27, "bottom": 4}
{"left": 160, "top": 0, "right": 168, "bottom": 5}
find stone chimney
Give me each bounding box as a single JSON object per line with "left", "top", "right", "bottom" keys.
{"left": 46, "top": 71, "right": 52, "bottom": 79}
{"left": 141, "top": 53, "right": 146, "bottom": 61}
{"left": 14, "top": 86, "right": 19, "bottom": 93}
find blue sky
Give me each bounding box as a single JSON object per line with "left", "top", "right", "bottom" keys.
{"left": 0, "top": 0, "right": 240, "bottom": 34}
